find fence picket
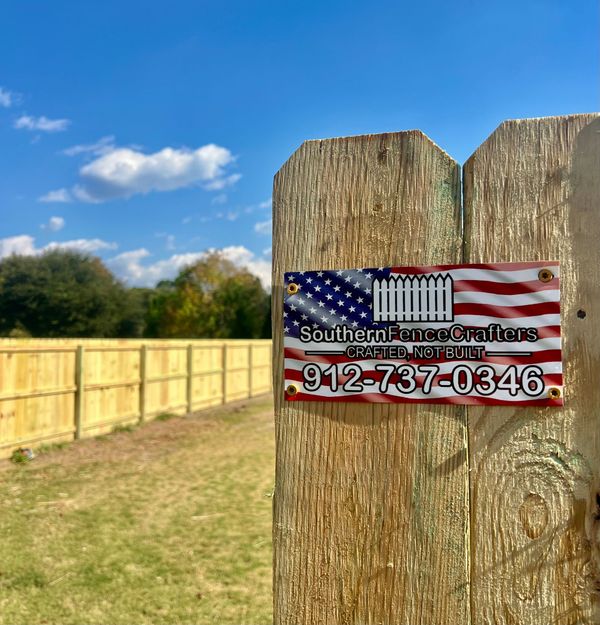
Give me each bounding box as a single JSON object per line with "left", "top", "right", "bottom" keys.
{"left": 272, "top": 130, "right": 466, "bottom": 625}
{"left": 373, "top": 273, "right": 454, "bottom": 322}
{"left": 464, "top": 113, "right": 600, "bottom": 624}
{"left": 443, "top": 275, "right": 453, "bottom": 321}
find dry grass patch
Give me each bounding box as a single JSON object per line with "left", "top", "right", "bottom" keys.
{"left": 0, "top": 397, "right": 274, "bottom": 625}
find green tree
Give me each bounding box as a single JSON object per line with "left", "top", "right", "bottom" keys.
{"left": 0, "top": 250, "right": 141, "bottom": 337}
{"left": 145, "top": 252, "right": 270, "bottom": 339}
{"left": 117, "top": 287, "right": 154, "bottom": 337}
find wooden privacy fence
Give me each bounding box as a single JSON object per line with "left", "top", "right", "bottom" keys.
{"left": 272, "top": 114, "right": 600, "bottom": 625}
{"left": 0, "top": 338, "right": 272, "bottom": 458}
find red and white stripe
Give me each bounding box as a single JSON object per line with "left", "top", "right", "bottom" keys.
{"left": 284, "top": 261, "right": 562, "bottom": 407}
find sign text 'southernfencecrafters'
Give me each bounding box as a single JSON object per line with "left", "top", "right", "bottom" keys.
{"left": 282, "top": 262, "right": 562, "bottom": 406}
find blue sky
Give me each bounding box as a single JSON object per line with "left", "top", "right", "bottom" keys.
{"left": 0, "top": 1, "right": 597, "bottom": 287}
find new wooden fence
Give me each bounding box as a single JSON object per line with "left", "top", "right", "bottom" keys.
{"left": 272, "top": 114, "right": 600, "bottom": 625}
{"left": 0, "top": 338, "right": 272, "bottom": 458}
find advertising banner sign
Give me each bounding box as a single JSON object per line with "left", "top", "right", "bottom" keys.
{"left": 283, "top": 261, "right": 562, "bottom": 406}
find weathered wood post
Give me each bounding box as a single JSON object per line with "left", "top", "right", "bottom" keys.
{"left": 272, "top": 133, "right": 470, "bottom": 624}
{"left": 248, "top": 343, "right": 254, "bottom": 398}
{"left": 464, "top": 114, "right": 600, "bottom": 624}
{"left": 187, "top": 343, "right": 194, "bottom": 413}
{"left": 139, "top": 344, "right": 147, "bottom": 423}
{"left": 74, "top": 345, "right": 84, "bottom": 439}
{"left": 222, "top": 342, "right": 228, "bottom": 404}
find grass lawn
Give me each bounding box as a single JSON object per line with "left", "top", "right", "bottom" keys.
{"left": 0, "top": 396, "right": 275, "bottom": 625}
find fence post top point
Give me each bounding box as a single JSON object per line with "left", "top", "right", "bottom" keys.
{"left": 276, "top": 129, "right": 459, "bottom": 176}
{"left": 464, "top": 112, "right": 600, "bottom": 166}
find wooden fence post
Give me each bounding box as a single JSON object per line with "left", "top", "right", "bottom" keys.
{"left": 222, "top": 343, "right": 228, "bottom": 404}
{"left": 74, "top": 345, "right": 84, "bottom": 439}
{"left": 187, "top": 343, "right": 194, "bottom": 413}
{"left": 139, "top": 344, "right": 147, "bottom": 423}
{"left": 464, "top": 114, "right": 600, "bottom": 624}
{"left": 248, "top": 343, "right": 253, "bottom": 398}
{"left": 272, "top": 132, "right": 468, "bottom": 625}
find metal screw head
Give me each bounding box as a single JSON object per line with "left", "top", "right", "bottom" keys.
{"left": 548, "top": 387, "right": 561, "bottom": 400}
{"left": 287, "top": 283, "right": 299, "bottom": 295}
{"left": 285, "top": 384, "right": 299, "bottom": 397}
{"left": 538, "top": 268, "right": 554, "bottom": 283}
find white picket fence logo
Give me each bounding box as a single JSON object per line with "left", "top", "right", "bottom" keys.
{"left": 372, "top": 273, "right": 454, "bottom": 322}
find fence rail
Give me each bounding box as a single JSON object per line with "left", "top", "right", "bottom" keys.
{"left": 0, "top": 338, "right": 272, "bottom": 458}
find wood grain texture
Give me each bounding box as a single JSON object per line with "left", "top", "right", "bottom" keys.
{"left": 272, "top": 132, "right": 469, "bottom": 625}
{"left": 464, "top": 114, "right": 600, "bottom": 624}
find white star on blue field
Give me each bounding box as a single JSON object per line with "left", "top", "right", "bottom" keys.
{"left": 284, "top": 268, "right": 391, "bottom": 335}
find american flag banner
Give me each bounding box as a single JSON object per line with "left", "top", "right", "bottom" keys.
{"left": 283, "top": 261, "right": 563, "bottom": 406}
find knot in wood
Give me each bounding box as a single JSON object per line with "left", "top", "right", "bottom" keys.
{"left": 519, "top": 493, "right": 549, "bottom": 539}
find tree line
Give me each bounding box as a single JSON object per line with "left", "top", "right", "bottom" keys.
{"left": 0, "top": 250, "right": 271, "bottom": 339}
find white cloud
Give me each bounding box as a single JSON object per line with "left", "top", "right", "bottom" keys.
{"left": 14, "top": 114, "right": 70, "bottom": 132}
{"left": 203, "top": 173, "right": 242, "bottom": 191}
{"left": 0, "top": 87, "right": 17, "bottom": 108}
{"left": 39, "top": 188, "right": 72, "bottom": 203}
{"left": 0, "top": 235, "right": 271, "bottom": 288}
{"left": 254, "top": 219, "right": 272, "bottom": 235}
{"left": 244, "top": 198, "right": 272, "bottom": 214}
{"left": 219, "top": 246, "right": 271, "bottom": 287}
{"left": 41, "top": 216, "right": 65, "bottom": 231}
{"left": 107, "top": 245, "right": 271, "bottom": 288}
{"left": 42, "top": 143, "right": 239, "bottom": 203}
{"left": 68, "top": 143, "right": 239, "bottom": 202}
{"left": 211, "top": 193, "right": 227, "bottom": 205}
{"left": 216, "top": 210, "right": 239, "bottom": 221}
{"left": 44, "top": 239, "right": 117, "bottom": 253}
{"left": 155, "top": 232, "right": 177, "bottom": 251}
{"left": 107, "top": 249, "right": 196, "bottom": 286}
{"left": 0, "top": 235, "right": 37, "bottom": 257}
{"left": 62, "top": 135, "right": 115, "bottom": 157}
{"left": 0, "top": 234, "right": 116, "bottom": 259}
